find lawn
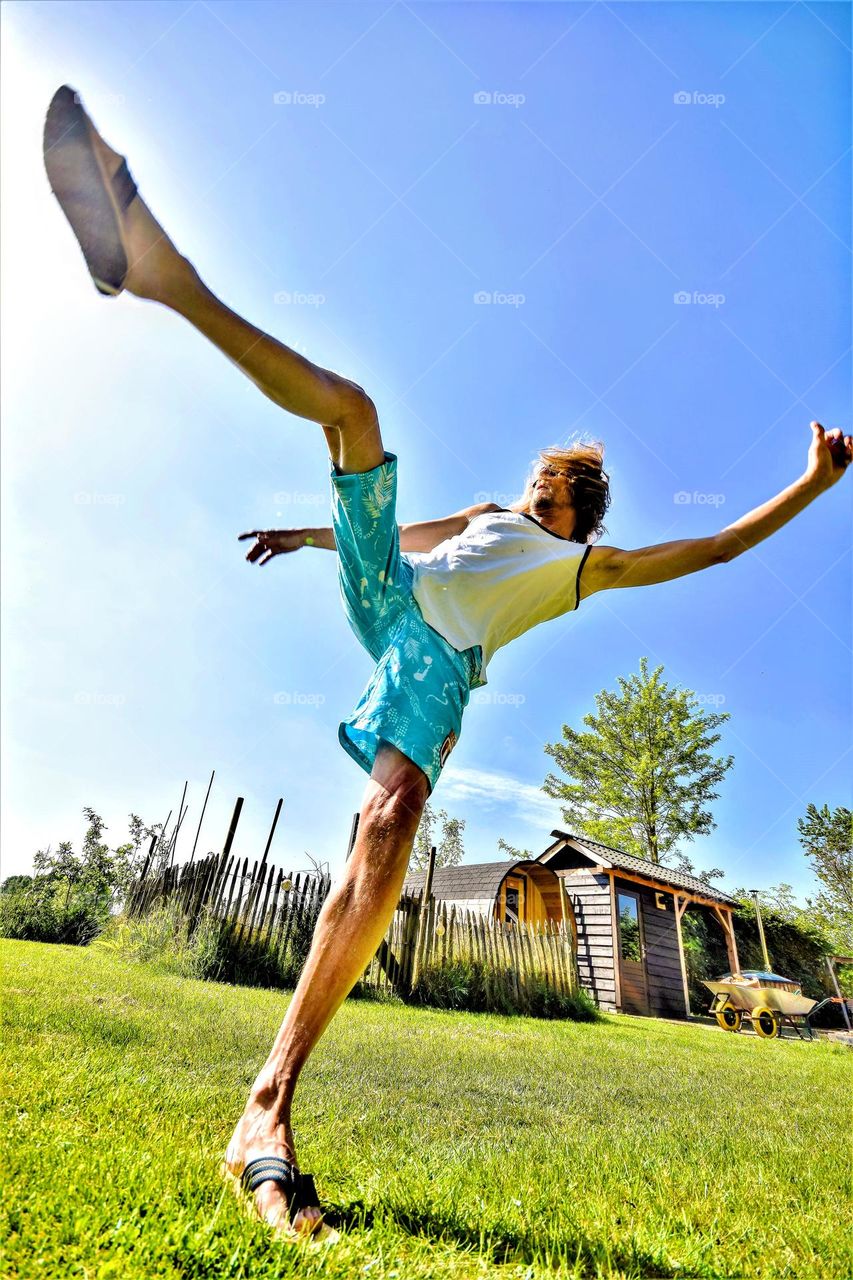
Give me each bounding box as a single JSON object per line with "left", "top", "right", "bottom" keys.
{"left": 2, "top": 940, "right": 849, "bottom": 1279}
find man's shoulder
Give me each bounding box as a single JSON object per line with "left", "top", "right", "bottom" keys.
{"left": 460, "top": 501, "right": 508, "bottom": 524}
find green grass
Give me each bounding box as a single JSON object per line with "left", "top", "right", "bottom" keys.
{"left": 2, "top": 941, "right": 850, "bottom": 1279}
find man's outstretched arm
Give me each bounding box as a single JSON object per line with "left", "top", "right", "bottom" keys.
{"left": 582, "top": 422, "right": 851, "bottom": 598}
{"left": 238, "top": 502, "right": 502, "bottom": 564}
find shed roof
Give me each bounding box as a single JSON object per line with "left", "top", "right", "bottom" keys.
{"left": 403, "top": 859, "right": 547, "bottom": 902}
{"left": 538, "top": 831, "right": 739, "bottom": 906}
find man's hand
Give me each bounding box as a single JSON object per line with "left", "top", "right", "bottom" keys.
{"left": 238, "top": 528, "right": 313, "bottom": 564}
{"left": 805, "top": 421, "right": 852, "bottom": 491}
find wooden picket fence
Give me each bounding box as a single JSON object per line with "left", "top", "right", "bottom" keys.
{"left": 125, "top": 797, "right": 579, "bottom": 1012}
{"left": 362, "top": 891, "right": 578, "bottom": 1009}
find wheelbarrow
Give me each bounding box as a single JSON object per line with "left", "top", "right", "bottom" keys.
{"left": 703, "top": 971, "right": 835, "bottom": 1041}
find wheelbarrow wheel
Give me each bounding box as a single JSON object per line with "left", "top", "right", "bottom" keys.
{"left": 715, "top": 1006, "right": 742, "bottom": 1032}
{"left": 752, "top": 1005, "right": 780, "bottom": 1039}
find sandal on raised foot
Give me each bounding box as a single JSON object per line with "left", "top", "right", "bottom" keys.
{"left": 42, "top": 84, "right": 138, "bottom": 296}
{"left": 222, "top": 1155, "right": 340, "bottom": 1245}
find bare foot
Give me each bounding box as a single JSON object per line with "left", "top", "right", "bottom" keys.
{"left": 224, "top": 1104, "right": 325, "bottom": 1239}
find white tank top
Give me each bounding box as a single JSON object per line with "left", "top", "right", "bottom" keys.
{"left": 403, "top": 510, "right": 591, "bottom": 684}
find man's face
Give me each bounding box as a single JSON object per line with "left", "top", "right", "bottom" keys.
{"left": 530, "top": 465, "right": 572, "bottom": 514}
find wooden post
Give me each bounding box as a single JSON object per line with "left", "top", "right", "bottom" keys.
{"left": 826, "top": 957, "right": 852, "bottom": 1031}
{"left": 411, "top": 845, "right": 437, "bottom": 989}
{"left": 221, "top": 798, "right": 244, "bottom": 862}
{"left": 750, "top": 890, "right": 772, "bottom": 971}
{"left": 673, "top": 894, "right": 692, "bottom": 1017}
{"left": 346, "top": 812, "right": 359, "bottom": 860}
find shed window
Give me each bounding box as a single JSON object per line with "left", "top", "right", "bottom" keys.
{"left": 617, "top": 893, "right": 641, "bottom": 962}
{"left": 503, "top": 877, "right": 525, "bottom": 924}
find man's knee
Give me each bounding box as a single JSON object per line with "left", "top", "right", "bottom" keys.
{"left": 334, "top": 381, "right": 378, "bottom": 433}
{"left": 366, "top": 747, "right": 429, "bottom": 833}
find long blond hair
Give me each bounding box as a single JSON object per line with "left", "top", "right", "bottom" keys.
{"left": 511, "top": 440, "right": 611, "bottom": 543}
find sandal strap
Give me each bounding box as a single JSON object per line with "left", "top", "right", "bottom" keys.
{"left": 241, "top": 1157, "right": 320, "bottom": 1224}
{"left": 111, "top": 157, "right": 138, "bottom": 211}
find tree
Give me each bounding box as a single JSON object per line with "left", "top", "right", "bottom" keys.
{"left": 543, "top": 657, "right": 733, "bottom": 868}
{"left": 497, "top": 836, "right": 534, "bottom": 861}
{"left": 796, "top": 803, "right": 853, "bottom": 953}
{"left": 411, "top": 803, "right": 466, "bottom": 871}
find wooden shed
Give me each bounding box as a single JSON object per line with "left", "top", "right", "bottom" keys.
{"left": 538, "top": 831, "right": 741, "bottom": 1017}
{"left": 403, "top": 859, "right": 566, "bottom": 928}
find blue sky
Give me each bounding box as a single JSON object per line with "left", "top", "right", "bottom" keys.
{"left": 2, "top": 1, "right": 850, "bottom": 902}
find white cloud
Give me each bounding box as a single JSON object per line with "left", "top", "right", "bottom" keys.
{"left": 440, "top": 764, "right": 563, "bottom": 830}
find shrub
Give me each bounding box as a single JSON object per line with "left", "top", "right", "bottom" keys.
{"left": 0, "top": 889, "right": 104, "bottom": 946}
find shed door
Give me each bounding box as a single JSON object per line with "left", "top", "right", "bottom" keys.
{"left": 617, "top": 890, "right": 649, "bottom": 1015}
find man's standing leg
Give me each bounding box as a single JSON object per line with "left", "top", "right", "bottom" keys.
{"left": 225, "top": 746, "right": 428, "bottom": 1234}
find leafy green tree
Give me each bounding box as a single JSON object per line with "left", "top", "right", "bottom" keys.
{"left": 543, "top": 657, "right": 733, "bottom": 867}
{"left": 796, "top": 803, "right": 853, "bottom": 954}
{"left": 0, "top": 875, "right": 33, "bottom": 896}
{"left": 412, "top": 803, "right": 466, "bottom": 871}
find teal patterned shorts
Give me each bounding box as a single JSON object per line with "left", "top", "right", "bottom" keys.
{"left": 331, "top": 451, "right": 481, "bottom": 795}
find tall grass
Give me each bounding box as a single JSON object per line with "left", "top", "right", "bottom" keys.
{"left": 94, "top": 901, "right": 311, "bottom": 989}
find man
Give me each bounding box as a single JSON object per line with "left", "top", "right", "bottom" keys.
{"left": 43, "top": 85, "right": 851, "bottom": 1244}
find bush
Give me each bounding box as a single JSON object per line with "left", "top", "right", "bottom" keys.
{"left": 0, "top": 890, "right": 104, "bottom": 946}
{"left": 410, "top": 957, "right": 599, "bottom": 1021}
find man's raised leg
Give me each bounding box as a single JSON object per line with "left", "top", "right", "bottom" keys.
{"left": 224, "top": 744, "right": 429, "bottom": 1235}
{"left": 75, "top": 112, "right": 383, "bottom": 475}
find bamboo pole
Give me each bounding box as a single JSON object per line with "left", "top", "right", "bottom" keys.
{"left": 189, "top": 770, "right": 215, "bottom": 865}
